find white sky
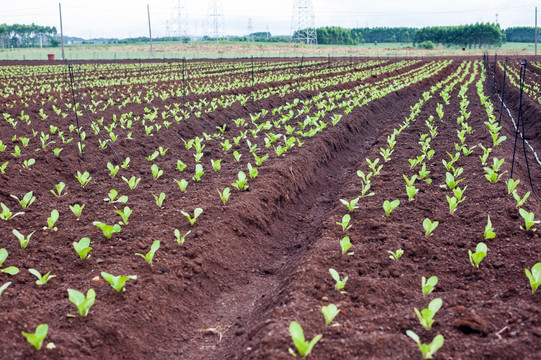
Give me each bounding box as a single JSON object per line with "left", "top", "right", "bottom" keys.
{"left": 1, "top": 0, "right": 539, "bottom": 39}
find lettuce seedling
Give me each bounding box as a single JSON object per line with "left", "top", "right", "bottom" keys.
{"left": 176, "top": 160, "right": 187, "bottom": 172}
{"left": 175, "top": 179, "right": 189, "bottom": 192}
{"left": 423, "top": 218, "right": 439, "bottom": 237}
{"left": 13, "top": 229, "right": 35, "bottom": 249}
{"left": 443, "top": 172, "right": 464, "bottom": 190}
{"left": 406, "top": 330, "right": 444, "bottom": 359}
{"left": 340, "top": 236, "right": 352, "bottom": 255}
{"left": 50, "top": 182, "right": 66, "bottom": 197}
{"left": 329, "top": 268, "right": 348, "bottom": 291}
{"left": 181, "top": 208, "right": 203, "bottom": 226}
{"left": 0, "top": 203, "right": 24, "bottom": 220}
{"left": 75, "top": 170, "right": 92, "bottom": 188}
{"left": 484, "top": 167, "right": 506, "bottom": 183}
{"left": 507, "top": 178, "right": 520, "bottom": 195}
{"left": 418, "top": 163, "right": 432, "bottom": 183}
{"left": 321, "top": 304, "right": 340, "bottom": 326}
{"left": 414, "top": 297, "right": 442, "bottom": 331}
{"left": 73, "top": 237, "right": 92, "bottom": 259}
{"left": 519, "top": 208, "right": 540, "bottom": 231}
{"left": 0, "top": 281, "right": 11, "bottom": 297}
{"left": 380, "top": 147, "right": 393, "bottom": 162}
{"left": 174, "top": 229, "right": 191, "bottom": 245}
{"left": 0, "top": 249, "right": 19, "bottom": 275}
{"left": 67, "top": 288, "right": 96, "bottom": 317}
{"left": 211, "top": 159, "right": 222, "bottom": 171}
{"left": 407, "top": 186, "right": 419, "bottom": 201}
{"left": 446, "top": 195, "right": 459, "bottom": 215}
{"left": 10, "top": 191, "right": 36, "bottom": 210}
{"left": 104, "top": 189, "right": 128, "bottom": 204}
{"left": 122, "top": 176, "right": 141, "bottom": 190}
{"left": 135, "top": 240, "right": 160, "bottom": 265}
{"left": 289, "top": 321, "right": 322, "bottom": 357}
{"left": 22, "top": 324, "right": 48, "bottom": 351}
{"left": 340, "top": 196, "right": 360, "bottom": 212}
{"left": 452, "top": 186, "right": 466, "bottom": 203}
{"left": 69, "top": 203, "right": 85, "bottom": 219}
{"left": 218, "top": 187, "right": 231, "bottom": 205}
{"left": 403, "top": 174, "right": 418, "bottom": 186}
{"left": 152, "top": 192, "right": 166, "bottom": 209}
{"left": 233, "top": 150, "right": 242, "bottom": 162}
{"left": 388, "top": 249, "right": 404, "bottom": 260}
{"left": 115, "top": 206, "right": 132, "bottom": 225}
{"left": 151, "top": 164, "right": 163, "bottom": 180}
{"left": 193, "top": 164, "right": 204, "bottom": 182}
{"left": 231, "top": 171, "right": 248, "bottom": 191}
{"left": 93, "top": 221, "right": 122, "bottom": 239}
{"left": 28, "top": 269, "right": 56, "bottom": 285}
{"left": 0, "top": 161, "right": 8, "bottom": 174}
{"left": 484, "top": 215, "right": 495, "bottom": 239}
{"left": 336, "top": 214, "right": 352, "bottom": 232}
{"left": 479, "top": 144, "right": 492, "bottom": 165}
{"left": 383, "top": 199, "right": 400, "bottom": 217}
{"left": 366, "top": 158, "right": 382, "bottom": 175}
{"left": 253, "top": 153, "right": 268, "bottom": 166}
{"left": 469, "top": 242, "right": 488, "bottom": 268}
{"left": 45, "top": 209, "right": 59, "bottom": 231}
{"left": 421, "top": 276, "right": 438, "bottom": 297}
{"left": 107, "top": 162, "right": 119, "bottom": 177}
{"left": 513, "top": 191, "right": 530, "bottom": 208}
{"left": 101, "top": 272, "right": 137, "bottom": 292}
{"left": 247, "top": 163, "right": 258, "bottom": 179}
{"left": 357, "top": 170, "right": 373, "bottom": 185}
{"left": 524, "top": 262, "right": 541, "bottom": 294}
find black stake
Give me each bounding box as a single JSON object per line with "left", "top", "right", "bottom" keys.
{"left": 498, "top": 57, "right": 507, "bottom": 126}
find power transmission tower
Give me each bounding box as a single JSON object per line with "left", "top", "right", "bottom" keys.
{"left": 170, "top": 0, "right": 189, "bottom": 43}
{"left": 206, "top": 0, "right": 224, "bottom": 41}
{"left": 247, "top": 18, "right": 254, "bottom": 42}
{"left": 290, "top": 0, "right": 317, "bottom": 44}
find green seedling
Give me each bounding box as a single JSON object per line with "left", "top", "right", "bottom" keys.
{"left": 423, "top": 218, "right": 439, "bottom": 237}
{"left": 490, "top": 157, "right": 505, "bottom": 171}
{"left": 231, "top": 171, "right": 248, "bottom": 191}
{"left": 388, "top": 249, "right": 404, "bottom": 260}
{"left": 513, "top": 191, "right": 530, "bottom": 208}
{"left": 22, "top": 158, "right": 35, "bottom": 169}
{"left": 135, "top": 240, "right": 160, "bottom": 265}
{"left": 218, "top": 187, "right": 231, "bottom": 205}
{"left": 361, "top": 182, "right": 375, "bottom": 197}
{"left": 443, "top": 172, "right": 464, "bottom": 190}
{"left": 484, "top": 215, "right": 495, "bottom": 239}
{"left": 176, "top": 160, "right": 187, "bottom": 172}
{"left": 28, "top": 268, "right": 56, "bottom": 285}
{"left": 233, "top": 150, "right": 242, "bottom": 162}
{"left": 211, "top": 159, "right": 222, "bottom": 171}
{"left": 22, "top": 324, "right": 48, "bottom": 351}
{"left": 101, "top": 272, "right": 137, "bottom": 292}
{"left": 418, "top": 163, "right": 432, "bottom": 183}
{"left": 336, "top": 214, "right": 352, "bottom": 232}
{"left": 507, "top": 178, "right": 520, "bottom": 194}
{"left": 93, "top": 221, "right": 122, "bottom": 239}
{"left": 174, "top": 229, "right": 191, "bottom": 245}
{"left": 107, "top": 162, "right": 119, "bottom": 177}
{"left": 452, "top": 186, "right": 466, "bottom": 203}
{"left": 380, "top": 147, "right": 393, "bottom": 162}
{"left": 407, "top": 185, "right": 419, "bottom": 202}
{"left": 403, "top": 174, "right": 417, "bottom": 186}
{"left": 446, "top": 195, "right": 459, "bottom": 215}
{"left": 253, "top": 153, "right": 268, "bottom": 166}
{"left": 122, "top": 176, "right": 141, "bottom": 190}
{"left": 340, "top": 196, "right": 360, "bottom": 212}
{"left": 69, "top": 203, "right": 85, "bottom": 220}
{"left": 175, "top": 178, "right": 189, "bottom": 192}
{"left": 525, "top": 262, "right": 541, "bottom": 294}
{"left": 152, "top": 192, "right": 166, "bottom": 209}
{"left": 469, "top": 242, "right": 488, "bottom": 268}
{"left": 12, "top": 229, "right": 35, "bottom": 249}
{"left": 0, "top": 281, "right": 11, "bottom": 297}
{"left": 0, "top": 249, "right": 19, "bottom": 275}
{"left": 289, "top": 321, "right": 322, "bottom": 357}
{"left": 519, "top": 208, "right": 540, "bottom": 231}
{"left": 115, "top": 206, "right": 133, "bottom": 225}
{"left": 151, "top": 164, "right": 163, "bottom": 180}
{"left": 340, "top": 236, "right": 352, "bottom": 255}
{"left": 50, "top": 182, "right": 66, "bottom": 197}
{"left": 193, "top": 164, "right": 204, "bottom": 182}
{"left": 321, "top": 304, "right": 340, "bottom": 326}
{"left": 421, "top": 276, "right": 438, "bottom": 297}
{"left": 366, "top": 157, "right": 383, "bottom": 175}
{"left": 10, "top": 191, "right": 36, "bottom": 209}
{"left": 383, "top": 199, "right": 400, "bottom": 217}
{"left": 104, "top": 189, "right": 128, "bottom": 204}
{"left": 357, "top": 170, "right": 373, "bottom": 185}
{"left": 75, "top": 171, "right": 92, "bottom": 188}
{"left": 484, "top": 167, "right": 506, "bottom": 183}
{"left": 414, "top": 297, "right": 442, "bottom": 331}
{"left": 0, "top": 203, "right": 24, "bottom": 220}
{"left": 247, "top": 163, "right": 258, "bottom": 179}
{"left": 406, "top": 330, "right": 444, "bottom": 359}
{"left": 67, "top": 288, "right": 96, "bottom": 317}
{"left": 73, "top": 237, "right": 92, "bottom": 259}
{"left": 479, "top": 144, "right": 492, "bottom": 165}
{"left": 181, "top": 208, "right": 203, "bottom": 226}
{"left": 146, "top": 151, "right": 159, "bottom": 162}
{"left": 461, "top": 145, "right": 476, "bottom": 157}
{"left": 45, "top": 209, "right": 59, "bottom": 231}
{"left": 329, "top": 268, "right": 348, "bottom": 291}
{"left": 0, "top": 161, "right": 7, "bottom": 174}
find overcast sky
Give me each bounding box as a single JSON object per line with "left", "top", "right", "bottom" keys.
{"left": 2, "top": 0, "right": 539, "bottom": 39}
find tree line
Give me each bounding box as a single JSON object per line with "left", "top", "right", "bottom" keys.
{"left": 0, "top": 23, "right": 58, "bottom": 48}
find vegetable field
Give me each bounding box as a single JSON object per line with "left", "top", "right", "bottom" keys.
{"left": 0, "top": 57, "right": 540, "bottom": 359}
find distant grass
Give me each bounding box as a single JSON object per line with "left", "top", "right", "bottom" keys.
{"left": 0, "top": 41, "right": 538, "bottom": 61}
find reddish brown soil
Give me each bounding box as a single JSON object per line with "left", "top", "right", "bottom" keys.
{"left": 0, "top": 57, "right": 540, "bottom": 360}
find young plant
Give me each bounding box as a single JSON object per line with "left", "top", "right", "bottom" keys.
{"left": 507, "top": 178, "right": 520, "bottom": 195}
{"left": 484, "top": 215, "right": 495, "bottom": 240}
{"left": 122, "top": 176, "right": 141, "bottom": 190}
{"left": 100, "top": 272, "right": 137, "bottom": 292}
{"left": 484, "top": 167, "right": 506, "bottom": 183}
{"left": 446, "top": 195, "right": 459, "bottom": 215}
{"left": 75, "top": 170, "right": 92, "bottom": 188}
{"left": 421, "top": 276, "right": 438, "bottom": 297}
{"left": 519, "top": 208, "right": 540, "bottom": 231}
{"left": 93, "top": 221, "right": 122, "bottom": 239}
{"left": 444, "top": 172, "right": 464, "bottom": 190}
{"left": 289, "top": 321, "right": 322, "bottom": 357}
{"left": 50, "top": 182, "right": 66, "bottom": 197}
{"left": 406, "top": 185, "right": 419, "bottom": 202}
{"left": 414, "top": 297, "right": 443, "bottom": 331}
{"left": 181, "top": 208, "right": 203, "bottom": 226}
{"left": 0, "top": 281, "right": 12, "bottom": 297}
{"left": 174, "top": 229, "right": 191, "bottom": 245}
{"left": 104, "top": 189, "right": 128, "bottom": 204}
{"left": 45, "top": 209, "right": 59, "bottom": 231}
{"left": 152, "top": 192, "right": 166, "bottom": 209}
{"left": 217, "top": 187, "right": 231, "bottom": 205}
{"left": 406, "top": 330, "right": 444, "bottom": 359}
{"left": 175, "top": 178, "right": 189, "bottom": 192}
{"left": 0, "top": 249, "right": 19, "bottom": 275}
{"left": 10, "top": 191, "right": 36, "bottom": 209}
{"left": 469, "top": 242, "right": 488, "bottom": 268}
{"left": 247, "top": 163, "right": 258, "bottom": 179}
{"left": 0, "top": 203, "right": 24, "bottom": 220}
{"left": 524, "top": 262, "right": 541, "bottom": 294}
{"left": 135, "top": 240, "right": 160, "bottom": 265}
{"left": 231, "top": 171, "right": 248, "bottom": 191}
{"left": 366, "top": 157, "right": 383, "bottom": 175}
{"left": 329, "top": 268, "right": 348, "bottom": 291}
{"left": 69, "top": 203, "right": 85, "bottom": 219}
{"left": 67, "top": 288, "right": 96, "bottom": 317}
{"left": 73, "top": 237, "right": 92, "bottom": 259}
{"left": 340, "top": 196, "right": 360, "bottom": 212}
{"left": 336, "top": 214, "right": 352, "bottom": 232}
{"left": 253, "top": 153, "right": 268, "bottom": 166}
{"left": 321, "top": 304, "right": 340, "bottom": 326}
{"left": 193, "top": 164, "right": 204, "bottom": 182}
{"left": 382, "top": 199, "right": 400, "bottom": 217}
{"left": 388, "top": 249, "right": 404, "bottom": 260}
{"left": 423, "top": 218, "right": 439, "bottom": 237}
{"left": 22, "top": 324, "right": 48, "bottom": 351}
{"left": 151, "top": 164, "right": 163, "bottom": 180}
{"left": 107, "top": 162, "right": 119, "bottom": 177}
{"left": 513, "top": 191, "right": 530, "bottom": 208}
{"left": 211, "top": 159, "right": 222, "bottom": 171}
{"left": 340, "top": 236, "right": 352, "bottom": 255}
{"left": 115, "top": 206, "right": 133, "bottom": 225}
{"left": 28, "top": 268, "right": 56, "bottom": 285}
{"left": 12, "top": 229, "right": 35, "bottom": 249}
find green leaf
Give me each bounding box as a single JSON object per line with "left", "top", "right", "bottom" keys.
{"left": 321, "top": 304, "right": 340, "bottom": 326}
{"left": 525, "top": 262, "right": 541, "bottom": 294}
{"left": 101, "top": 271, "right": 137, "bottom": 292}
{"left": 22, "top": 324, "right": 48, "bottom": 350}
{"left": 0, "top": 281, "right": 11, "bottom": 297}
